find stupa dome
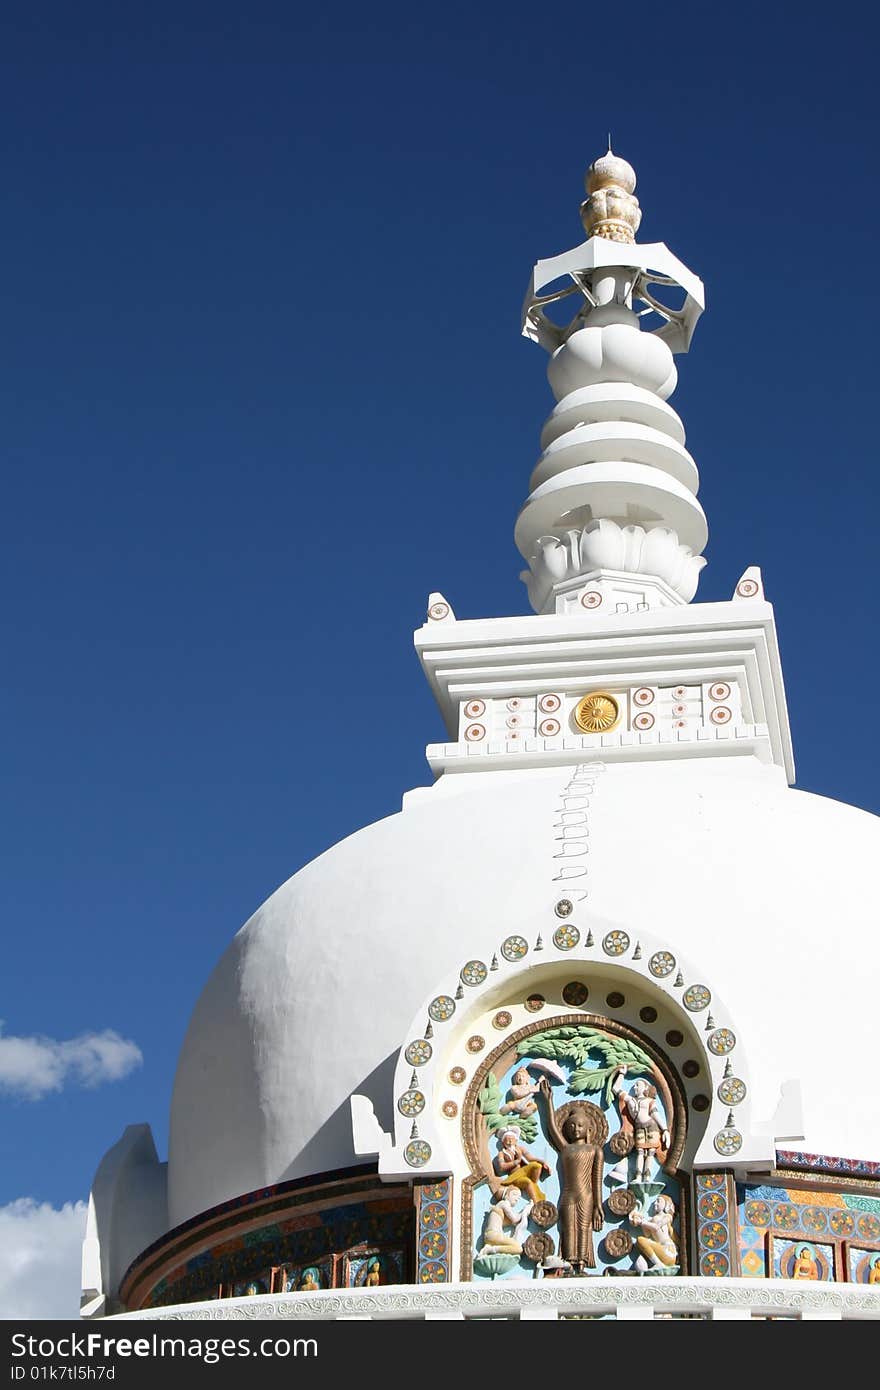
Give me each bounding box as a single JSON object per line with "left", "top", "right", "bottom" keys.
{"left": 167, "top": 757, "right": 880, "bottom": 1228}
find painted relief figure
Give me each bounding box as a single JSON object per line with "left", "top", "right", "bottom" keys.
{"left": 500, "top": 1067, "right": 542, "bottom": 1119}
{"left": 792, "top": 1244, "right": 818, "bottom": 1280}
{"left": 612, "top": 1064, "right": 670, "bottom": 1181}
{"left": 537, "top": 1077, "right": 606, "bottom": 1270}
{"left": 299, "top": 1267, "right": 321, "bottom": 1291}
{"left": 630, "top": 1194, "right": 677, "bottom": 1272}
{"left": 478, "top": 1188, "right": 532, "bottom": 1256}
{"left": 495, "top": 1126, "right": 550, "bottom": 1202}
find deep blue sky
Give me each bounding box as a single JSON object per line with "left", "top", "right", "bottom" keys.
{"left": 2, "top": 3, "right": 878, "bottom": 1212}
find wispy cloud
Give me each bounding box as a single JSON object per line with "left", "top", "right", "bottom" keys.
{"left": 0, "top": 1025, "right": 142, "bottom": 1100}
{"left": 0, "top": 1198, "right": 87, "bottom": 1318}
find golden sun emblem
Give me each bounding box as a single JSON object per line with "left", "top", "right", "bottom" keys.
{"left": 573, "top": 692, "right": 620, "bottom": 733}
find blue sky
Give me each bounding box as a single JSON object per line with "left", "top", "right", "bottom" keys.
{"left": 1, "top": 1, "right": 879, "bottom": 1315}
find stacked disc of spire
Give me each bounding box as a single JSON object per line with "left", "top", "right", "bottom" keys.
{"left": 516, "top": 150, "right": 708, "bottom": 615}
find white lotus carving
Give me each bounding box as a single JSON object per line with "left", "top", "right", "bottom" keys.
{"left": 524, "top": 518, "right": 706, "bottom": 610}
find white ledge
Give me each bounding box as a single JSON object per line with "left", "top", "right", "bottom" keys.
{"left": 106, "top": 1278, "right": 880, "bottom": 1321}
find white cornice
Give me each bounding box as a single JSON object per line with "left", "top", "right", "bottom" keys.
{"left": 416, "top": 599, "right": 795, "bottom": 783}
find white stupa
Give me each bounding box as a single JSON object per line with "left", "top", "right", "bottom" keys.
{"left": 82, "top": 149, "right": 880, "bottom": 1322}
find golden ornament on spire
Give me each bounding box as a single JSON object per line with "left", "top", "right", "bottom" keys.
{"left": 580, "top": 146, "right": 641, "bottom": 244}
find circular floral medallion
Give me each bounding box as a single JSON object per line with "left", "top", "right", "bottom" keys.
{"left": 714, "top": 1128, "right": 742, "bottom": 1157}
{"left": 829, "top": 1210, "right": 855, "bottom": 1237}
{"left": 553, "top": 924, "right": 580, "bottom": 951}
{"left": 710, "top": 705, "right": 732, "bottom": 725}
{"left": 464, "top": 723, "right": 485, "bottom": 742}
{"left": 700, "top": 1251, "right": 729, "bottom": 1276}
{"left": 428, "top": 601, "right": 450, "bottom": 621}
{"left": 633, "top": 711, "right": 655, "bottom": 730}
{"left": 428, "top": 995, "right": 456, "bottom": 1022}
{"left": 419, "top": 1262, "right": 447, "bottom": 1283}
{"left": 801, "top": 1207, "right": 828, "bottom": 1233}
{"left": 405, "top": 1039, "right": 432, "bottom": 1067}
{"left": 672, "top": 686, "right": 687, "bottom": 700}
{"left": 683, "top": 984, "right": 711, "bottom": 1012}
{"left": 709, "top": 682, "right": 731, "bottom": 701}
{"left": 745, "top": 1200, "right": 771, "bottom": 1228}
{"left": 397, "top": 1089, "right": 425, "bottom": 1117}
{"left": 649, "top": 950, "right": 675, "bottom": 978}
{"left": 699, "top": 1220, "right": 729, "bottom": 1250}
{"left": 506, "top": 714, "right": 522, "bottom": 729}
{"left": 501, "top": 935, "right": 528, "bottom": 963}
{"left": 573, "top": 692, "right": 619, "bottom": 733}
{"left": 405, "top": 1140, "right": 432, "bottom": 1168}
{"left": 420, "top": 1202, "right": 447, "bottom": 1228}
{"left": 493, "top": 1010, "right": 512, "bottom": 1030}
{"left": 581, "top": 590, "right": 602, "bottom": 609}
{"left": 539, "top": 718, "right": 561, "bottom": 737}
{"left": 633, "top": 687, "right": 655, "bottom": 706}
{"left": 708, "top": 1028, "right": 736, "bottom": 1056}
{"left": 539, "top": 693, "right": 561, "bottom": 714}
{"left": 530, "top": 1199, "right": 558, "bottom": 1230}
{"left": 460, "top": 960, "right": 487, "bottom": 987}
{"left": 421, "top": 1183, "right": 446, "bottom": 1202}
{"left": 718, "top": 1077, "right": 746, "bottom": 1106}
{"left": 607, "top": 1188, "right": 636, "bottom": 1217}
{"left": 700, "top": 1174, "right": 724, "bottom": 1190}
{"left": 737, "top": 578, "right": 759, "bottom": 598}
{"left": 464, "top": 699, "right": 485, "bottom": 719}
{"left": 419, "top": 1230, "right": 448, "bottom": 1259}
{"left": 609, "top": 1131, "right": 633, "bottom": 1156}
{"left": 858, "top": 1213, "right": 880, "bottom": 1241}
{"left": 555, "top": 899, "right": 573, "bottom": 918}
{"left": 603, "top": 929, "right": 630, "bottom": 956}
{"left": 441, "top": 1100, "right": 458, "bottom": 1119}
{"left": 698, "top": 1192, "right": 726, "bottom": 1220}
{"left": 562, "top": 981, "right": 589, "bottom": 1007}
{"left": 673, "top": 718, "right": 687, "bottom": 729}
{"left": 673, "top": 702, "right": 688, "bottom": 717}
{"left": 466, "top": 1035, "right": 485, "bottom": 1054}
{"left": 448, "top": 1066, "right": 466, "bottom": 1085}
{"left": 775, "top": 1204, "right": 798, "bottom": 1230}
{"left": 525, "top": 993, "right": 545, "bottom": 1013}
{"left": 603, "top": 1229, "right": 633, "bottom": 1260}
{"left": 507, "top": 698, "right": 523, "bottom": 712}
{"left": 523, "top": 1233, "right": 555, "bottom": 1264}
{"left": 522, "top": 1234, "right": 556, "bottom": 1267}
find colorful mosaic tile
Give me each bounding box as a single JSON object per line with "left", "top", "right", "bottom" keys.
{"left": 416, "top": 1178, "right": 451, "bottom": 1283}
{"left": 736, "top": 1180, "right": 880, "bottom": 1282}
{"left": 776, "top": 1150, "right": 880, "bottom": 1178}
{"left": 695, "top": 1172, "right": 736, "bottom": 1278}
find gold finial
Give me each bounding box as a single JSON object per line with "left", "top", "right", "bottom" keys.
{"left": 580, "top": 144, "right": 641, "bottom": 244}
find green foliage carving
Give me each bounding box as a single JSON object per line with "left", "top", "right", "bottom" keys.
{"left": 477, "top": 1071, "right": 538, "bottom": 1143}
{"left": 517, "top": 1026, "right": 654, "bottom": 1106}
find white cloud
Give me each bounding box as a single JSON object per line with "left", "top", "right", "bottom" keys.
{"left": 0, "top": 1025, "right": 142, "bottom": 1100}
{"left": 0, "top": 1198, "right": 87, "bottom": 1319}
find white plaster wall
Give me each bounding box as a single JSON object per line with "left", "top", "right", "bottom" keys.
{"left": 167, "top": 757, "right": 880, "bottom": 1228}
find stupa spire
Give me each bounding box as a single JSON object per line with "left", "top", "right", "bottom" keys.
{"left": 517, "top": 147, "right": 707, "bottom": 616}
